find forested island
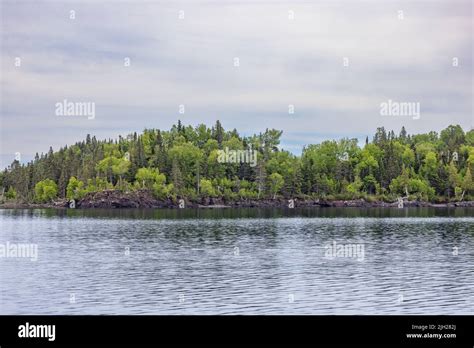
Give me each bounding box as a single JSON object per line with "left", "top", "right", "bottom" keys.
{"left": 1, "top": 121, "right": 473, "bottom": 208}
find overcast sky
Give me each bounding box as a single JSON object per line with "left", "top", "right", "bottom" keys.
{"left": 0, "top": 0, "right": 472, "bottom": 169}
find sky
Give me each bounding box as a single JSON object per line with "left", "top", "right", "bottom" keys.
{"left": 0, "top": 0, "right": 472, "bottom": 169}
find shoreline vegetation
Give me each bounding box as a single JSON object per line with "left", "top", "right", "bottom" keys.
{"left": 1, "top": 189, "right": 474, "bottom": 209}
{"left": 1, "top": 121, "right": 473, "bottom": 209}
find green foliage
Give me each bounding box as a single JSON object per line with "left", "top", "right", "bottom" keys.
{"left": 460, "top": 167, "right": 473, "bottom": 200}
{"left": 407, "top": 179, "right": 435, "bottom": 201}
{"left": 136, "top": 168, "right": 162, "bottom": 189}
{"left": 133, "top": 167, "right": 169, "bottom": 199}
{"left": 34, "top": 179, "right": 58, "bottom": 203}
{"left": 169, "top": 142, "right": 203, "bottom": 188}
{"left": 2, "top": 122, "right": 474, "bottom": 204}
{"left": 362, "top": 174, "right": 379, "bottom": 195}
{"left": 93, "top": 177, "right": 113, "bottom": 191}
{"left": 66, "top": 177, "right": 86, "bottom": 200}
{"left": 389, "top": 168, "right": 410, "bottom": 197}
{"left": 112, "top": 158, "right": 130, "bottom": 178}
{"left": 152, "top": 181, "right": 173, "bottom": 200}
{"left": 268, "top": 172, "right": 284, "bottom": 198}
{"left": 402, "top": 147, "right": 415, "bottom": 167}
{"left": 389, "top": 169, "right": 434, "bottom": 200}
{"left": 346, "top": 176, "right": 363, "bottom": 197}
{"left": 447, "top": 161, "right": 460, "bottom": 197}
{"left": 440, "top": 125, "right": 465, "bottom": 152}
{"left": 466, "top": 130, "right": 474, "bottom": 146}
{"left": 199, "top": 178, "right": 217, "bottom": 198}
{"left": 5, "top": 186, "right": 17, "bottom": 200}
{"left": 238, "top": 187, "right": 258, "bottom": 200}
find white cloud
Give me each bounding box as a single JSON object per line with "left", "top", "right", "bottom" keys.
{"left": 1, "top": 0, "right": 472, "bottom": 168}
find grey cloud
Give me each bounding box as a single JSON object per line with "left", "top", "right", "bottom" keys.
{"left": 0, "top": 0, "right": 472, "bottom": 169}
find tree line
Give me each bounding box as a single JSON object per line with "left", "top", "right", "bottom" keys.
{"left": 1, "top": 121, "right": 473, "bottom": 204}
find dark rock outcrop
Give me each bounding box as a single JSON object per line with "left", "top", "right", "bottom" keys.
{"left": 78, "top": 190, "right": 175, "bottom": 208}
{"left": 3, "top": 190, "right": 474, "bottom": 209}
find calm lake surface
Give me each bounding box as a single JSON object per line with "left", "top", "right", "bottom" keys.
{"left": 1, "top": 208, "right": 473, "bottom": 315}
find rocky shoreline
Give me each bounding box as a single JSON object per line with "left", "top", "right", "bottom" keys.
{"left": 1, "top": 189, "right": 474, "bottom": 209}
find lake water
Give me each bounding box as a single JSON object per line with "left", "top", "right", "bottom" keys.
{"left": 1, "top": 208, "right": 473, "bottom": 314}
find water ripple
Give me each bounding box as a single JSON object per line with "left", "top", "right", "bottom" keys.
{"left": 1, "top": 209, "right": 473, "bottom": 314}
